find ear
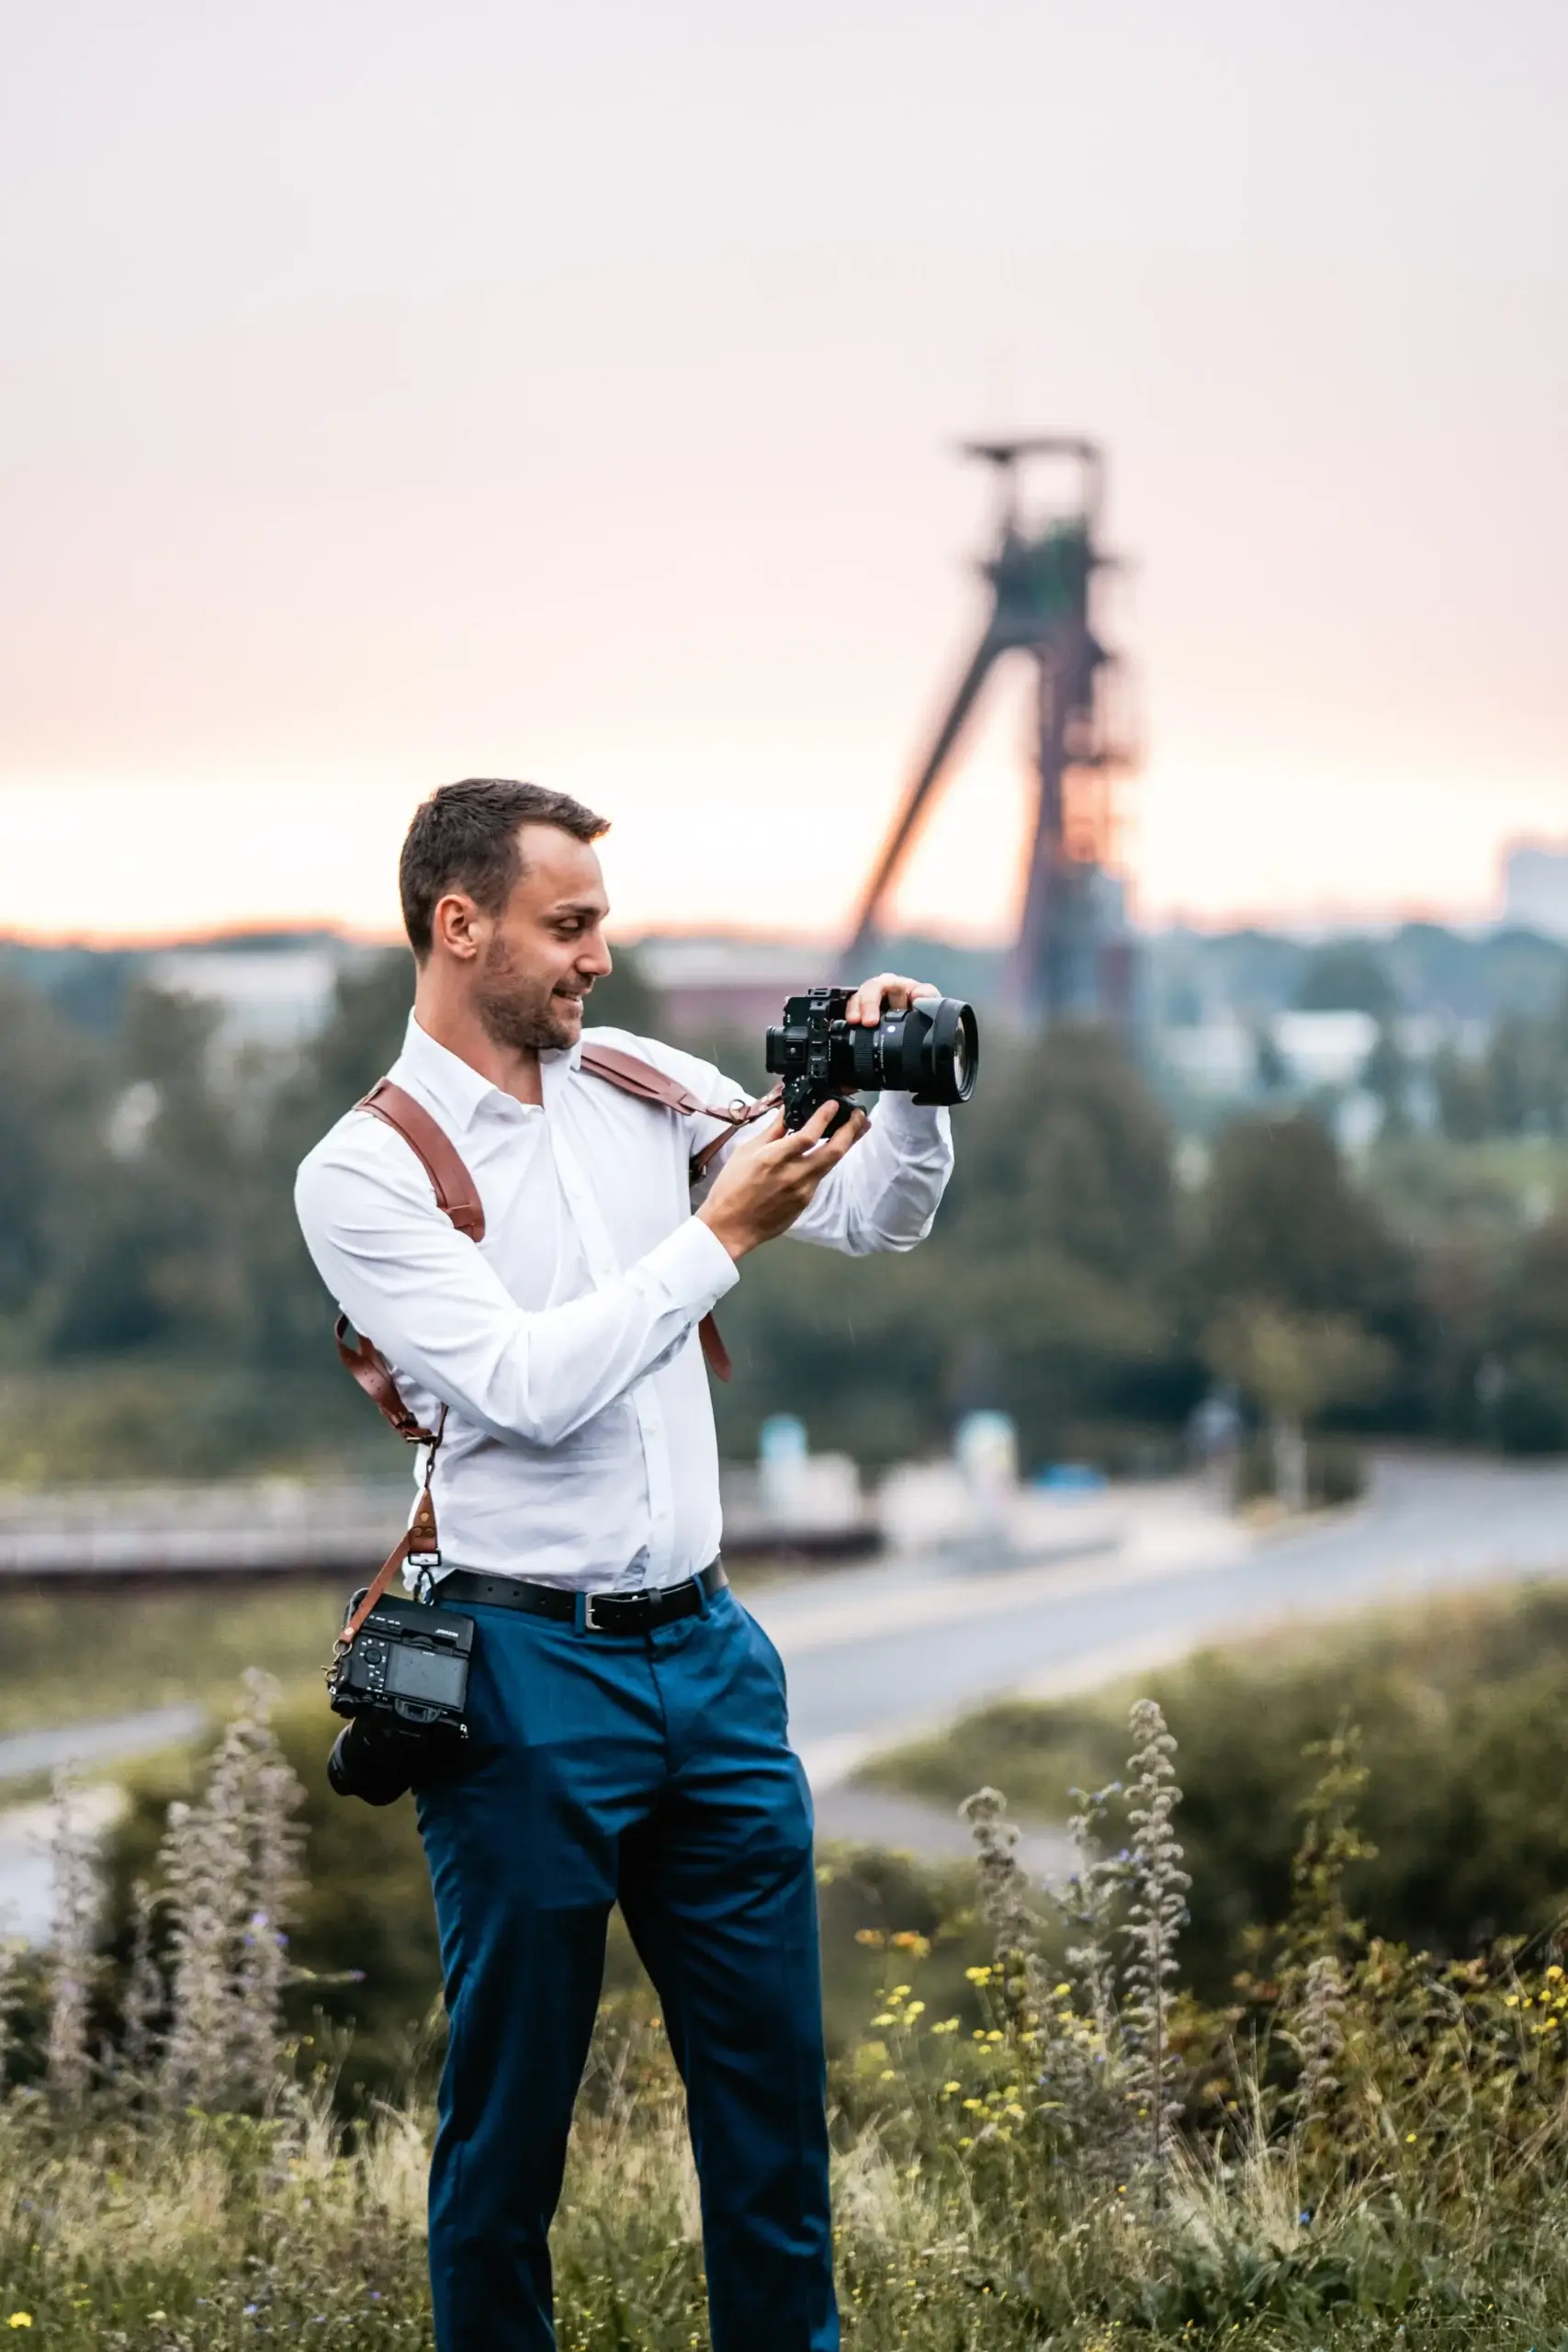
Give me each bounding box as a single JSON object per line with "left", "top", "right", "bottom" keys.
{"left": 432, "top": 888, "right": 484, "bottom": 963}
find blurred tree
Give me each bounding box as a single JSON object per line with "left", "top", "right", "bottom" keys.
{"left": 1433, "top": 1042, "right": 1493, "bottom": 1142}
{"left": 1197, "top": 1113, "right": 1411, "bottom": 1320}
{"left": 582, "top": 942, "right": 661, "bottom": 1039}
{"left": 0, "top": 979, "right": 107, "bottom": 1329}
{"left": 1493, "top": 1211, "right": 1568, "bottom": 1453}
{"left": 1295, "top": 941, "right": 1398, "bottom": 1019}
{"left": 1361, "top": 1019, "right": 1412, "bottom": 1136}
{"left": 1203, "top": 1302, "right": 1391, "bottom": 1510}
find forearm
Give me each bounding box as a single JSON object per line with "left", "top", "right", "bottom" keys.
{"left": 787, "top": 1093, "right": 953, "bottom": 1255}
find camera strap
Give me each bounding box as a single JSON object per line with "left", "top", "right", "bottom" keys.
{"left": 333, "top": 1057, "right": 780, "bottom": 1635}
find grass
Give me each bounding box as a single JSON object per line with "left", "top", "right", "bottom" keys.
{"left": 0, "top": 1582, "right": 344, "bottom": 1743}
{"left": 15, "top": 1674, "right": 1568, "bottom": 2348}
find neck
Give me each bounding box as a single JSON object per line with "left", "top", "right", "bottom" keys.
{"left": 412, "top": 973, "right": 545, "bottom": 1106}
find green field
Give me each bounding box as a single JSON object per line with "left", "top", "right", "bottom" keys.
{"left": 0, "top": 1577, "right": 344, "bottom": 1742}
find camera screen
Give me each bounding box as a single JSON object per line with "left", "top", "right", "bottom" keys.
{"left": 386, "top": 1645, "right": 468, "bottom": 1708}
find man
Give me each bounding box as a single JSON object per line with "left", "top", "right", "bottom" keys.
{"left": 295, "top": 777, "right": 954, "bottom": 2352}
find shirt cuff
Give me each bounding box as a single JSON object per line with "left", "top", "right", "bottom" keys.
{"left": 871, "top": 1092, "right": 953, "bottom": 1150}
{"left": 643, "top": 1215, "right": 742, "bottom": 1317}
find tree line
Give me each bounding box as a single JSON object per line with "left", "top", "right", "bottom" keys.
{"left": 3, "top": 947, "right": 1568, "bottom": 1483}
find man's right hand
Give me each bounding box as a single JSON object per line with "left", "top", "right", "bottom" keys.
{"left": 697, "top": 1100, "right": 869, "bottom": 1261}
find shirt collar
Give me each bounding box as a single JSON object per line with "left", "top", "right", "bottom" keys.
{"left": 392, "top": 1012, "right": 580, "bottom": 1131}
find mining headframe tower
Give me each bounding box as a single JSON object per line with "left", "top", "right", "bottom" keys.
{"left": 844, "top": 438, "right": 1137, "bottom": 1027}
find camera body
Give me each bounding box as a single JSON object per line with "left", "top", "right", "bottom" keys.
{"left": 764, "top": 987, "right": 979, "bottom": 1133}
{"left": 326, "top": 1591, "right": 473, "bottom": 1802}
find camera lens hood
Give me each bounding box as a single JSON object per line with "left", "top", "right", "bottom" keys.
{"left": 906, "top": 993, "right": 978, "bottom": 1105}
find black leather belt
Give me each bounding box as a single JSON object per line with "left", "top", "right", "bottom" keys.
{"left": 436, "top": 1557, "right": 728, "bottom": 1634}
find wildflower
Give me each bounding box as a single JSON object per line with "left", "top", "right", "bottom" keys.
{"left": 964, "top": 1965, "right": 992, "bottom": 1984}
{"left": 905, "top": 2000, "right": 926, "bottom": 2017}
{"left": 931, "top": 2017, "right": 960, "bottom": 2034}
{"left": 890, "top": 1930, "right": 931, "bottom": 1955}
{"left": 7, "top": 2321, "right": 33, "bottom": 2333}
{"left": 871, "top": 2013, "right": 896, "bottom": 2028}
{"left": 890, "top": 1984, "right": 912, "bottom": 1998}
{"left": 942, "top": 2080, "right": 961, "bottom": 2094}
{"left": 1053, "top": 1981, "right": 1072, "bottom": 1996}
{"left": 854, "top": 1928, "right": 886, "bottom": 1947}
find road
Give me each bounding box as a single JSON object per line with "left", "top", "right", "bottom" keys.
{"left": 4, "top": 1453, "right": 1568, "bottom": 1933}
{"left": 765, "top": 1453, "right": 1568, "bottom": 1842}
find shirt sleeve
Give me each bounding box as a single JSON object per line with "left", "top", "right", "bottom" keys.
{"left": 295, "top": 1122, "right": 738, "bottom": 1451}
{"left": 690, "top": 1065, "right": 954, "bottom": 1258}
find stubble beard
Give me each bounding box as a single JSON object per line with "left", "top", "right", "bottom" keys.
{"left": 474, "top": 937, "right": 588, "bottom": 1054}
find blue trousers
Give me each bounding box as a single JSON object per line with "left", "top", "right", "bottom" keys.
{"left": 414, "top": 1582, "right": 840, "bottom": 2352}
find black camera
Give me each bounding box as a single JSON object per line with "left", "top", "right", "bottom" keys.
{"left": 764, "top": 988, "right": 979, "bottom": 1133}
{"left": 326, "top": 1591, "right": 474, "bottom": 1805}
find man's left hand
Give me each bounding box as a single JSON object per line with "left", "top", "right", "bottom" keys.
{"left": 842, "top": 973, "right": 942, "bottom": 1026}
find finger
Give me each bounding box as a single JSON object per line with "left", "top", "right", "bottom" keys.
{"left": 812, "top": 1106, "right": 870, "bottom": 1163}
{"left": 775, "top": 1100, "right": 840, "bottom": 1155}
{"left": 846, "top": 973, "right": 893, "bottom": 1025}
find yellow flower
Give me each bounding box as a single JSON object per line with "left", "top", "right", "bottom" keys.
{"left": 942, "top": 2080, "right": 961, "bottom": 2094}
{"left": 1053, "top": 1982, "right": 1072, "bottom": 1996}
{"left": 986, "top": 2030, "right": 1003, "bottom": 2042}
{"left": 891, "top": 1984, "right": 912, "bottom": 1998}
{"left": 871, "top": 2013, "right": 895, "bottom": 2028}
{"left": 7, "top": 2323, "right": 33, "bottom": 2334}
{"left": 964, "top": 1964, "right": 991, "bottom": 1983}
{"left": 1405, "top": 2132, "right": 1417, "bottom": 2143}
{"left": 1548, "top": 1965, "right": 1563, "bottom": 1981}
{"left": 905, "top": 2000, "right": 926, "bottom": 2018}
{"left": 962, "top": 2098, "right": 984, "bottom": 2111}
{"left": 931, "top": 2017, "right": 960, "bottom": 2034}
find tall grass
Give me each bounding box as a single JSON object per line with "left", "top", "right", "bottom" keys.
{"left": 8, "top": 1682, "right": 1568, "bottom": 2347}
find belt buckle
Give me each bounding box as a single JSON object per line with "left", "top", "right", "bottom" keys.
{"left": 584, "top": 1588, "right": 650, "bottom": 1634}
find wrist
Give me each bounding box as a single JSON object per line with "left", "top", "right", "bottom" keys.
{"left": 696, "top": 1201, "right": 753, "bottom": 1262}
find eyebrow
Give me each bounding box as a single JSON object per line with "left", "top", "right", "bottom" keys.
{"left": 548, "top": 899, "right": 608, "bottom": 918}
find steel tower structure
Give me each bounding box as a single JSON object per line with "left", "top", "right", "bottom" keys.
{"left": 844, "top": 439, "right": 1135, "bottom": 1025}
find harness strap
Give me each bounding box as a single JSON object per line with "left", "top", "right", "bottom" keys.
{"left": 340, "top": 1482, "right": 440, "bottom": 1648}
{"left": 360, "top": 1078, "right": 486, "bottom": 1240}
{"left": 337, "top": 1047, "right": 767, "bottom": 1447}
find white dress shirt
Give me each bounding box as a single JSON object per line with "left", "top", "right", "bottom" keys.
{"left": 295, "top": 1012, "right": 953, "bottom": 1591}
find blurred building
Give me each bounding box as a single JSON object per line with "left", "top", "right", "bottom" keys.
{"left": 146, "top": 943, "right": 368, "bottom": 1050}
{"left": 1503, "top": 842, "right": 1568, "bottom": 941}
{"left": 635, "top": 937, "right": 829, "bottom": 1040}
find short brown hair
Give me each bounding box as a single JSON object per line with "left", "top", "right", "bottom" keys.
{"left": 399, "top": 779, "right": 609, "bottom": 959}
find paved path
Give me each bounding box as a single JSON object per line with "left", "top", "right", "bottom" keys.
{"left": 766, "top": 1453, "right": 1568, "bottom": 1822}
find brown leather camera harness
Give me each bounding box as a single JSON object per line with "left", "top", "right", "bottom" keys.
{"left": 333, "top": 1046, "right": 779, "bottom": 1654}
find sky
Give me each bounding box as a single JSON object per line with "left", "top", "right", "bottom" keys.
{"left": 1, "top": 0, "right": 1564, "bottom": 947}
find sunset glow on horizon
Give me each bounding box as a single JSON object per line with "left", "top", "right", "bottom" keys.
{"left": 3, "top": 0, "right": 1562, "bottom": 954}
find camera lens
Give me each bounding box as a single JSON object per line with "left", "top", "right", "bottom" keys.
{"left": 913, "top": 996, "right": 978, "bottom": 1105}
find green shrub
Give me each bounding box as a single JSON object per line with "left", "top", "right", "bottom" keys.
{"left": 870, "top": 1583, "right": 1568, "bottom": 1999}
